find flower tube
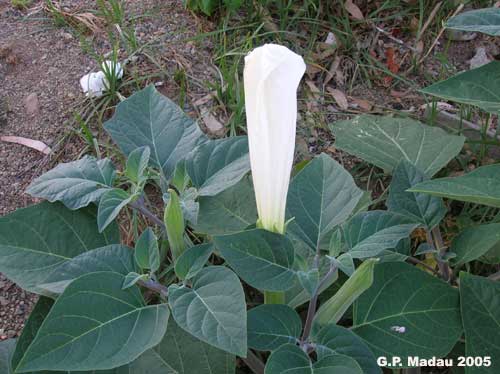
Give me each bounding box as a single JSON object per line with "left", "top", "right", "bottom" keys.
{"left": 244, "top": 44, "right": 306, "bottom": 234}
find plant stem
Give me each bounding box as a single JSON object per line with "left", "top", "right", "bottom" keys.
{"left": 431, "top": 227, "right": 450, "bottom": 281}
{"left": 242, "top": 350, "right": 265, "bottom": 374}
{"left": 300, "top": 263, "right": 337, "bottom": 344}
{"left": 138, "top": 278, "right": 168, "bottom": 298}
{"left": 129, "top": 197, "right": 166, "bottom": 231}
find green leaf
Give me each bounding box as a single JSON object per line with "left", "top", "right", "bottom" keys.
{"left": 313, "top": 258, "right": 377, "bottom": 331}
{"left": 26, "top": 156, "right": 116, "bottom": 210}
{"left": 422, "top": 61, "right": 500, "bottom": 114}
{"left": 313, "top": 325, "right": 382, "bottom": 374}
{"left": 0, "top": 339, "right": 16, "bottom": 374}
{"left": 170, "top": 160, "right": 190, "bottom": 193}
{"left": 247, "top": 305, "right": 302, "bottom": 351}
{"left": 213, "top": 228, "right": 296, "bottom": 291}
{"left": 11, "top": 297, "right": 54, "bottom": 373}
{"left": 450, "top": 223, "right": 500, "bottom": 265}
{"left": 343, "top": 211, "right": 419, "bottom": 259}
{"left": 387, "top": 160, "right": 446, "bottom": 229}
{"left": 284, "top": 249, "right": 338, "bottom": 309}
{"left": 195, "top": 176, "right": 257, "bottom": 235}
{"left": 104, "top": 85, "right": 207, "bottom": 180}
{"left": 186, "top": 136, "right": 250, "bottom": 196}
{"left": 134, "top": 227, "right": 160, "bottom": 272}
{"left": 447, "top": 8, "right": 500, "bottom": 36}
{"left": 265, "top": 344, "right": 363, "bottom": 374}
{"left": 375, "top": 238, "right": 412, "bottom": 263}
{"left": 0, "top": 202, "right": 119, "bottom": 295}
{"left": 122, "top": 271, "right": 148, "bottom": 289}
{"left": 459, "top": 273, "right": 500, "bottom": 374}
{"left": 15, "top": 271, "right": 169, "bottom": 373}
{"left": 286, "top": 153, "right": 364, "bottom": 252}
{"left": 39, "top": 244, "right": 136, "bottom": 295}
{"left": 125, "top": 146, "right": 150, "bottom": 183}
{"left": 353, "top": 262, "right": 462, "bottom": 364}
{"left": 11, "top": 295, "right": 170, "bottom": 374}
{"left": 179, "top": 188, "right": 199, "bottom": 225}
{"left": 297, "top": 269, "right": 320, "bottom": 296}
{"left": 164, "top": 189, "right": 186, "bottom": 260}
{"left": 155, "top": 318, "right": 235, "bottom": 373}
{"left": 168, "top": 266, "right": 247, "bottom": 356}
{"left": 331, "top": 253, "right": 355, "bottom": 276}
{"left": 174, "top": 243, "right": 213, "bottom": 280}
{"left": 98, "top": 188, "right": 133, "bottom": 232}
{"left": 410, "top": 164, "right": 500, "bottom": 208}
{"left": 331, "top": 115, "right": 465, "bottom": 176}
{"left": 479, "top": 241, "right": 500, "bottom": 264}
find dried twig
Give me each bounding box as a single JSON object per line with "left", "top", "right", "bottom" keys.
{"left": 416, "top": 1, "right": 443, "bottom": 43}
{"left": 419, "top": 4, "right": 464, "bottom": 64}
{"left": 373, "top": 25, "right": 419, "bottom": 53}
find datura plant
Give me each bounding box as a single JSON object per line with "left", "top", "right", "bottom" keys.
{"left": 1, "top": 44, "right": 499, "bottom": 374}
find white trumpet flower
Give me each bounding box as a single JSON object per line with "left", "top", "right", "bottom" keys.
{"left": 244, "top": 44, "right": 306, "bottom": 234}
{"left": 80, "top": 60, "right": 123, "bottom": 97}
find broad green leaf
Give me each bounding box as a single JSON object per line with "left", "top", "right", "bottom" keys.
{"left": 422, "top": 61, "right": 500, "bottom": 114}
{"left": 104, "top": 85, "right": 207, "bottom": 180}
{"left": 387, "top": 160, "right": 446, "bottom": 229}
{"left": 213, "top": 229, "right": 295, "bottom": 291}
{"left": 186, "top": 136, "right": 250, "bottom": 196}
{"left": 12, "top": 297, "right": 54, "bottom": 373}
{"left": 343, "top": 211, "right": 419, "bottom": 259}
{"left": 26, "top": 156, "right": 116, "bottom": 210}
{"left": 375, "top": 238, "right": 411, "bottom": 263}
{"left": 195, "top": 176, "right": 257, "bottom": 235}
{"left": 450, "top": 223, "right": 500, "bottom": 265}
{"left": 353, "top": 262, "right": 462, "bottom": 364}
{"left": 134, "top": 228, "right": 160, "bottom": 272}
{"left": 0, "top": 339, "right": 16, "bottom": 374}
{"left": 125, "top": 146, "right": 150, "bottom": 183}
{"left": 247, "top": 305, "right": 302, "bottom": 351}
{"left": 459, "top": 273, "right": 500, "bottom": 374}
{"left": 331, "top": 115, "right": 465, "bottom": 176}
{"left": 265, "top": 344, "right": 363, "bottom": 374}
{"left": 447, "top": 8, "right": 500, "bottom": 36}
{"left": 10, "top": 296, "right": 171, "bottom": 374}
{"left": 122, "top": 272, "right": 148, "bottom": 289}
{"left": 16, "top": 271, "right": 169, "bottom": 372}
{"left": 39, "top": 244, "right": 136, "bottom": 295}
{"left": 98, "top": 188, "right": 133, "bottom": 232}
{"left": 155, "top": 318, "right": 235, "bottom": 374}
{"left": 410, "top": 164, "right": 500, "bottom": 207}
{"left": 164, "top": 189, "right": 185, "bottom": 260}
{"left": 286, "top": 153, "right": 364, "bottom": 252}
{"left": 174, "top": 243, "right": 213, "bottom": 280}
{"left": 313, "top": 325, "right": 381, "bottom": 374}
{"left": 0, "top": 202, "right": 119, "bottom": 295}
{"left": 168, "top": 266, "right": 247, "bottom": 356}
{"left": 313, "top": 259, "right": 377, "bottom": 331}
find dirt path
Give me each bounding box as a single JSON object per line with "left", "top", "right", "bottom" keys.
{"left": 0, "top": 0, "right": 214, "bottom": 340}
